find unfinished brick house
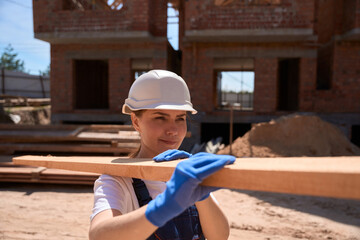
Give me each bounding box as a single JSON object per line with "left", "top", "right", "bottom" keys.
{"left": 33, "top": 0, "right": 360, "bottom": 147}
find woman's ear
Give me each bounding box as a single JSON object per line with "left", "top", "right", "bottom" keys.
{"left": 131, "top": 113, "right": 141, "bottom": 133}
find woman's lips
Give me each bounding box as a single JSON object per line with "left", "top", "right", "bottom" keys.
{"left": 159, "top": 139, "right": 177, "bottom": 145}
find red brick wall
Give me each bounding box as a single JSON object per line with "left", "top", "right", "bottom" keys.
{"left": 50, "top": 43, "right": 168, "bottom": 115}
{"left": 50, "top": 44, "right": 72, "bottom": 113}
{"left": 298, "top": 57, "right": 317, "bottom": 111}
{"left": 33, "top": 0, "right": 167, "bottom": 37}
{"left": 253, "top": 58, "right": 278, "bottom": 112}
{"left": 341, "top": 0, "right": 360, "bottom": 33}
{"left": 108, "top": 59, "right": 131, "bottom": 113}
{"left": 182, "top": 45, "right": 215, "bottom": 113}
{"left": 316, "top": 0, "right": 336, "bottom": 43}
{"left": 311, "top": 42, "right": 360, "bottom": 113}
{"left": 330, "top": 43, "right": 360, "bottom": 112}
{"left": 184, "top": 0, "right": 315, "bottom": 30}
{"left": 38, "top": 0, "right": 359, "bottom": 122}
{"left": 149, "top": 0, "right": 167, "bottom": 36}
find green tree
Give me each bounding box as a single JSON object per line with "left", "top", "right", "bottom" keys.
{"left": 39, "top": 64, "right": 50, "bottom": 77}
{"left": 0, "top": 44, "right": 25, "bottom": 72}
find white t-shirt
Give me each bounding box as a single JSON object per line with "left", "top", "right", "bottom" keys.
{"left": 91, "top": 174, "right": 166, "bottom": 220}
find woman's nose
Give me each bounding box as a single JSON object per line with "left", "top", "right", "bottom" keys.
{"left": 165, "top": 123, "right": 178, "bottom": 136}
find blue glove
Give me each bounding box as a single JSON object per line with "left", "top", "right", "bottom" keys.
{"left": 145, "top": 152, "right": 236, "bottom": 227}
{"left": 153, "top": 149, "right": 192, "bottom": 162}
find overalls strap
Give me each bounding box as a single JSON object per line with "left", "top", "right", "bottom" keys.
{"left": 132, "top": 178, "right": 205, "bottom": 240}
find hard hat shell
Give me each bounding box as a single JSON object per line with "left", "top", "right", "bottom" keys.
{"left": 122, "top": 70, "right": 197, "bottom": 115}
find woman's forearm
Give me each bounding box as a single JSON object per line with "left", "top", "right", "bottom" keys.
{"left": 89, "top": 206, "right": 158, "bottom": 240}
{"left": 196, "top": 194, "right": 230, "bottom": 240}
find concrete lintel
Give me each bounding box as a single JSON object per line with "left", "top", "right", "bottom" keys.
{"left": 206, "top": 48, "right": 317, "bottom": 58}
{"left": 64, "top": 48, "right": 167, "bottom": 59}
{"left": 184, "top": 28, "right": 317, "bottom": 43}
{"left": 335, "top": 28, "right": 360, "bottom": 42}
{"left": 35, "top": 31, "right": 166, "bottom": 44}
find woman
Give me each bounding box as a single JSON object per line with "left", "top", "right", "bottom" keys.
{"left": 89, "top": 70, "right": 235, "bottom": 240}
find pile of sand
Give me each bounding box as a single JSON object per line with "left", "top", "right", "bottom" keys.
{"left": 217, "top": 114, "right": 360, "bottom": 157}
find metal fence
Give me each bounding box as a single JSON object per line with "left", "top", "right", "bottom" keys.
{"left": 221, "top": 91, "right": 253, "bottom": 110}
{"left": 0, "top": 68, "right": 50, "bottom": 98}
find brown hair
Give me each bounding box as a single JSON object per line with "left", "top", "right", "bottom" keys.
{"left": 128, "top": 110, "right": 145, "bottom": 157}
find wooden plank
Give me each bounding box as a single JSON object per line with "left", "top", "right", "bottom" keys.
{"left": 0, "top": 166, "right": 99, "bottom": 185}
{"left": 0, "top": 124, "right": 79, "bottom": 131}
{"left": 0, "top": 133, "right": 141, "bottom": 143}
{"left": 88, "top": 124, "right": 135, "bottom": 132}
{"left": 12, "top": 155, "right": 360, "bottom": 200}
{"left": 0, "top": 143, "right": 138, "bottom": 154}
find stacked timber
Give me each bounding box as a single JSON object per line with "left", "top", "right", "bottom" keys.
{"left": 0, "top": 162, "right": 99, "bottom": 185}
{"left": 0, "top": 124, "right": 140, "bottom": 185}
{"left": 0, "top": 124, "right": 140, "bottom": 155}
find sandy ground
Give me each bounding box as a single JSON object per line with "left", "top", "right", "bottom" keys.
{"left": 1, "top": 183, "right": 359, "bottom": 240}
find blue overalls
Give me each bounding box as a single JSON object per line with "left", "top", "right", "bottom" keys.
{"left": 132, "top": 178, "right": 205, "bottom": 240}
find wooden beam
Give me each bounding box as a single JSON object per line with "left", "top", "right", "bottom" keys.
{"left": 1, "top": 143, "right": 138, "bottom": 154}
{"left": 12, "top": 155, "right": 360, "bottom": 200}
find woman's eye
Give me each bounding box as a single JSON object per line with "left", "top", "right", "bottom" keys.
{"left": 155, "top": 117, "right": 165, "bottom": 120}
{"left": 177, "top": 118, "right": 185, "bottom": 122}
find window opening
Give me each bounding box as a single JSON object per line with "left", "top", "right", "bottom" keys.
{"left": 132, "top": 58, "right": 152, "bottom": 82}
{"left": 74, "top": 60, "right": 109, "bottom": 109}
{"left": 134, "top": 71, "right": 147, "bottom": 81}
{"left": 316, "top": 47, "right": 332, "bottom": 90}
{"left": 216, "top": 71, "right": 254, "bottom": 111}
{"left": 277, "top": 58, "right": 299, "bottom": 111}
{"left": 167, "top": 2, "right": 179, "bottom": 50}
{"left": 351, "top": 125, "right": 360, "bottom": 147}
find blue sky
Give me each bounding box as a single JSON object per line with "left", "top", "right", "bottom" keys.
{"left": 221, "top": 71, "right": 254, "bottom": 93}
{"left": 0, "top": 0, "right": 50, "bottom": 75}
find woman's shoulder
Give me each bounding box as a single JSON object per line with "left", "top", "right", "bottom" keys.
{"left": 95, "top": 174, "right": 133, "bottom": 187}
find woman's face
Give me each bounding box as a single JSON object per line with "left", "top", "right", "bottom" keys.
{"left": 131, "top": 109, "right": 187, "bottom": 158}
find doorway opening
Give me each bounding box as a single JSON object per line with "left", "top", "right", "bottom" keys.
{"left": 74, "top": 60, "right": 109, "bottom": 109}
{"left": 277, "top": 58, "right": 299, "bottom": 111}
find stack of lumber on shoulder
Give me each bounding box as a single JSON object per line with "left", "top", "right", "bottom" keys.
{"left": 0, "top": 124, "right": 140, "bottom": 155}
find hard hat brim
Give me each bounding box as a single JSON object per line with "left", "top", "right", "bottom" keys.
{"left": 122, "top": 103, "right": 197, "bottom": 115}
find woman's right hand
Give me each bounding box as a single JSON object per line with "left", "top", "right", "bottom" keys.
{"left": 145, "top": 152, "right": 235, "bottom": 227}
{"left": 153, "top": 149, "right": 192, "bottom": 162}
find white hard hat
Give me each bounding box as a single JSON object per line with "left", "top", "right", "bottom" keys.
{"left": 122, "top": 70, "right": 197, "bottom": 115}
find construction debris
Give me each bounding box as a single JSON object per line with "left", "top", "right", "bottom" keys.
{"left": 0, "top": 96, "right": 50, "bottom": 107}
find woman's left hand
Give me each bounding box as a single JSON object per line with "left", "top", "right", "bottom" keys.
{"left": 153, "top": 149, "right": 192, "bottom": 162}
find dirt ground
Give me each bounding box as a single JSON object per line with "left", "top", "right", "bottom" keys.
{"left": 0, "top": 183, "right": 359, "bottom": 240}
{"left": 0, "top": 113, "right": 359, "bottom": 239}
